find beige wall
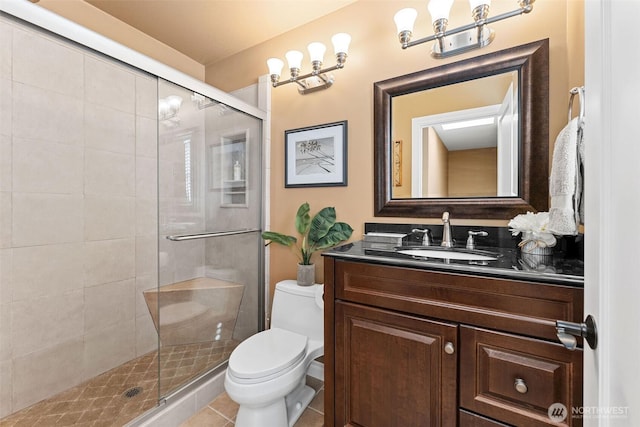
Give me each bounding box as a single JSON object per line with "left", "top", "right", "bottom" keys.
{"left": 448, "top": 148, "right": 498, "bottom": 197}
{"left": 206, "top": 0, "right": 584, "bottom": 289}
{"left": 34, "top": 0, "right": 205, "bottom": 80}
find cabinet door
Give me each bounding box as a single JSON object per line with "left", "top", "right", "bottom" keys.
{"left": 335, "top": 301, "right": 458, "bottom": 427}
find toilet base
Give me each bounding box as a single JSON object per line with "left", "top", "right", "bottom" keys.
{"left": 285, "top": 379, "right": 315, "bottom": 427}
{"left": 235, "top": 398, "right": 287, "bottom": 427}
{"left": 234, "top": 378, "right": 316, "bottom": 427}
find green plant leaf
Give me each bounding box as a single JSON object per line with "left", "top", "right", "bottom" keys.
{"left": 295, "top": 202, "right": 311, "bottom": 235}
{"left": 300, "top": 248, "right": 312, "bottom": 265}
{"left": 308, "top": 207, "right": 336, "bottom": 245}
{"left": 262, "top": 202, "right": 352, "bottom": 265}
{"left": 313, "top": 222, "right": 353, "bottom": 250}
{"left": 261, "top": 231, "right": 296, "bottom": 247}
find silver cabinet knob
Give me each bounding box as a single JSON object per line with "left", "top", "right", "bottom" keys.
{"left": 444, "top": 342, "right": 455, "bottom": 354}
{"left": 514, "top": 378, "right": 528, "bottom": 394}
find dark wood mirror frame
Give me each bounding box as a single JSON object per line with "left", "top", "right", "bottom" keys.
{"left": 374, "top": 39, "right": 549, "bottom": 219}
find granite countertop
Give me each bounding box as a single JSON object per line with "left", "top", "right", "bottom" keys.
{"left": 323, "top": 224, "right": 584, "bottom": 287}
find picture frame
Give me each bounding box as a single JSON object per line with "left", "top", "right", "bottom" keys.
{"left": 284, "top": 120, "right": 348, "bottom": 188}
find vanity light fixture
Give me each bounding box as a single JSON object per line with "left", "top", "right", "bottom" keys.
{"left": 267, "top": 33, "right": 351, "bottom": 95}
{"left": 394, "top": 0, "right": 534, "bottom": 58}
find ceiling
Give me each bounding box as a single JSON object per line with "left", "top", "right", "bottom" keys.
{"left": 83, "top": 0, "right": 357, "bottom": 66}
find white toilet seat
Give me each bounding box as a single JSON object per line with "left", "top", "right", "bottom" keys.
{"left": 228, "top": 328, "right": 307, "bottom": 384}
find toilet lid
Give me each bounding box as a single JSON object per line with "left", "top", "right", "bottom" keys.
{"left": 228, "top": 328, "right": 307, "bottom": 381}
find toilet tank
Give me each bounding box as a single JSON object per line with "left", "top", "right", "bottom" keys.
{"left": 271, "top": 280, "right": 323, "bottom": 342}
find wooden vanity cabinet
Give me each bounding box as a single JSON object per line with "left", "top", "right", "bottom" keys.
{"left": 324, "top": 258, "right": 584, "bottom": 427}
{"left": 335, "top": 301, "right": 458, "bottom": 427}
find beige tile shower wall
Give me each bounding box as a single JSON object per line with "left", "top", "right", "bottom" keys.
{"left": 0, "top": 16, "right": 159, "bottom": 417}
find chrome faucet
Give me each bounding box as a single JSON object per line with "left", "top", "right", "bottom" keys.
{"left": 441, "top": 212, "right": 453, "bottom": 247}
{"left": 466, "top": 230, "right": 488, "bottom": 250}
{"left": 411, "top": 228, "right": 432, "bottom": 246}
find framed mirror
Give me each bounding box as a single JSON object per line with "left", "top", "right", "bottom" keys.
{"left": 374, "top": 39, "right": 549, "bottom": 219}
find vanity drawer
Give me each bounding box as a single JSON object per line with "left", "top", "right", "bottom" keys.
{"left": 334, "top": 260, "right": 583, "bottom": 342}
{"left": 459, "top": 409, "right": 511, "bottom": 426}
{"left": 460, "top": 326, "right": 583, "bottom": 426}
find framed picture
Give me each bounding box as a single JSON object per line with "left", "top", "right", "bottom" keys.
{"left": 285, "top": 120, "right": 348, "bottom": 188}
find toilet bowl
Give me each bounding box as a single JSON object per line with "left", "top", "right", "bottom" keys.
{"left": 224, "top": 280, "right": 324, "bottom": 427}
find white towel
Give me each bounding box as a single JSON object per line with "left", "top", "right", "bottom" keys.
{"left": 548, "top": 117, "right": 584, "bottom": 235}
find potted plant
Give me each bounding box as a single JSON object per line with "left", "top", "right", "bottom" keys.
{"left": 262, "top": 202, "right": 353, "bottom": 286}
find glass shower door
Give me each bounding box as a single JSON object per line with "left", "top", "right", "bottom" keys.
{"left": 154, "top": 78, "right": 263, "bottom": 399}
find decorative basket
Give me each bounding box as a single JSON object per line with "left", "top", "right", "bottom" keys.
{"left": 520, "top": 232, "right": 554, "bottom": 255}
{"left": 520, "top": 252, "right": 555, "bottom": 271}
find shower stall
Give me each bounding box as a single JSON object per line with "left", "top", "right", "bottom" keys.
{"left": 0, "top": 5, "right": 265, "bottom": 425}
{"left": 154, "top": 78, "right": 264, "bottom": 398}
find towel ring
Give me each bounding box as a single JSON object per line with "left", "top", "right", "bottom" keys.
{"left": 568, "top": 86, "right": 585, "bottom": 126}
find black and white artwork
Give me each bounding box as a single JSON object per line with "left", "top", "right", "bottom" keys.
{"left": 285, "top": 121, "right": 347, "bottom": 187}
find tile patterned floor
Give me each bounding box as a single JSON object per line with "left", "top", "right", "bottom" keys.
{"left": 0, "top": 340, "right": 238, "bottom": 427}
{"left": 180, "top": 376, "right": 325, "bottom": 427}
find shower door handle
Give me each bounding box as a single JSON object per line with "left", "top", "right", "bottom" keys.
{"left": 167, "top": 228, "right": 261, "bottom": 241}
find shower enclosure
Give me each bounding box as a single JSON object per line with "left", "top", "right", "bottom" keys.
{"left": 154, "top": 78, "right": 263, "bottom": 398}
{"left": 0, "top": 6, "right": 264, "bottom": 425}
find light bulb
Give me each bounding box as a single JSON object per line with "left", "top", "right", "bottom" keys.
{"left": 394, "top": 8, "right": 418, "bottom": 33}
{"left": 331, "top": 33, "right": 351, "bottom": 55}
{"left": 267, "top": 58, "right": 284, "bottom": 77}
{"left": 307, "top": 42, "right": 326, "bottom": 63}
{"left": 427, "top": 0, "right": 454, "bottom": 22}
{"left": 285, "top": 50, "right": 303, "bottom": 70}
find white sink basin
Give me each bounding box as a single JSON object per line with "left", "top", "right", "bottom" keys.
{"left": 397, "top": 248, "right": 498, "bottom": 261}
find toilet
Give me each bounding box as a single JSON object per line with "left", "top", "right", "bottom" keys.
{"left": 224, "top": 280, "right": 324, "bottom": 427}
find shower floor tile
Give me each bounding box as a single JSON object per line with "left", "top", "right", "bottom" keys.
{"left": 0, "top": 340, "right": 238, "bottom": 427}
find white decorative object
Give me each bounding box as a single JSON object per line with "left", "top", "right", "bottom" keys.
{"left": 233, "top": 160, "right": 242, "bottom": 181}
{"left": 508, "top": 211, "right": 556, "bottom": 255}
